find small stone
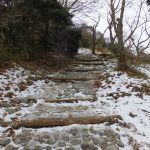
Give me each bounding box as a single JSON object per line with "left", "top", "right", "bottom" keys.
{"left": 57, "top": 141, "right": 66, "bottom": 147}
{"left": 116, "top": 140, "right": 125, "bottom": 147}
{"left": 105, "top": 145, "right": 119, "bottom": 150}
{"left": 62, "top": 135, "right": 69, "bottom": 141}
{"left": 0, "top": 137, "right": 11, "bottom": 146}
{"left": 46, "top": 136, "right": 56, "bottom": 145}
{"left": 69, "top": 129, "right": 78, "bottom": 136}
{"left": 5, "top": 144, "right": 19, "bottom": 150}
{"left": 70, "top": 138, "right": 81, "bottom": 145}
{"left": 82, "top": 137, "right": 90, "bottom": 143}
{"left": 81, "top": 141, "right": 95, "bottom": 150}
{"left": 16, "top": 106, "right": 21, "bottom": 111}
{"left": 98, "top": 131, "right": 105, "bottom": 136}
{"left": 91, "top": 137, "right": 99, "bottom": 145}
{"left": 43, "top": 135, "right": 50, "bottom": 139}
{"left": 34, "top": 146, "right": 43, "bottom": 150}
{"left": 13, "top": 130, "right": 33, "bottom": 144}
{"left": 93, "top": 146, "right": 98, "bottom": 150}
{"left": 27, "top": 96, "right": 37, "bottom": 105}
{"left": 12, "top": 97, "right": 27, "bottom": 104}
{"left": 45, "top": 146, "right": 52, "bottom": 150}
{"left": 90, "top": 127, "right": 97, "bottom": 134}
{"left": 65, "top": 147, "right": 76, "bottom": 150}
{"left": 5, "top": 108, "right": 16, "bottom": 114}
{"left": 27, "top": 95, "right": 36, "bottom": 100}
{"left": 115, "top": 133, "right": 120, "bottom": 140}
{"left": 0, "top": 101, "right": 11, "bottom": 108}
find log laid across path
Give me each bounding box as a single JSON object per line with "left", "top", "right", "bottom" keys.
{"left": 74, "top": 58, "right": 102, "bottom": 62}
{"left": 48, "top": 76, "right": 95, "bottom": 81}
{"left": 1, "top": 115, "right": 122, "bottom": 129}
{"left": 73, "top": 61, "right": 104, "bottom": 65}
{"left": 45, "top": 98, "right": 95, "bottom": 103}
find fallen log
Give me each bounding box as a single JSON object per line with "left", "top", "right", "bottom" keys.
{"left": 0, "top": 115, "right": 123, "bottom": 129}
{"left": 75, "top": 58, "right": 101, "bottom": 62}
{"left": 65, "top": 68, "right": 96, "bottom": 72}
{"left": 45, "top": 98, "right": 95, "bottom": 103}
{"left": 48, "top": 76, "right": 94, "bottom": 81}
{"left": 98, "top": 53, "right": 112, "bottom": 58}
{"left": 73, "top": 62, "right": 104, "bottom": 65}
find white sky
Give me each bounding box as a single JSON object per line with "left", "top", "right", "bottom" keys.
{"left": 73, "top": 0, "right": 150, "bottom": 53}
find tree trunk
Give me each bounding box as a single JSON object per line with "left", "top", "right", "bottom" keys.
{"left": 117, "top": 20, "right": 128, "bottom": 71}
{"left": 92, "top": 26, "right": 96, "bottom": 54}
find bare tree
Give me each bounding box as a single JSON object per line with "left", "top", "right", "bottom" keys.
{"left": 108, "top": 0, "right": 147, "bottom": 70}
{"left": 130, "top": 17, "right": 150, "bottom": 56}
{"left": 58, "top": 0, "right": 97, "bottom": 15}
{"left": 109, "top": 0, "right": 128, "bottom": 70}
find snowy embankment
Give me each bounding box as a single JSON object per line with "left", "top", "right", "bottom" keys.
{"left": 96, "top": 70, "right": 150, "bottom": 149}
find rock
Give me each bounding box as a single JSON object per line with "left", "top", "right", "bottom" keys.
{"left": 116, "top": 140, "right": 125, "bottom": 147}
{"left": 91, "top": 137, "right": 99, "bottom": 145}
{"left": 105, "top": 145, "right": 119, "bottom": 150}
{"left": 34, "top": 146, "right": 43, "bottom": 150}
{"left": 45, "top": 146, "right": 52, "bottom": 150}
{"left": 98, "top": 131, "right": 105, "bottom": 136}
{"left": 46, "top": 136, "right": 56, "bottom": 145}
{"left": 57, "top": 141, "right": 66, "bottom": 147}
{"left": 0, "top": 101, "right": 11, "bottom": 108}
{"left": 27, "top": 96, "right": 37, "bottom": 106}
{"left": 70, "top": 138, "right": 81, "bottom": 145}
{"left": 43, "top": 134, "right": 50, "bottom": 139}
{"left": 55, "top": 148, "right": 63, "bottom": 150}
{"left": 81, "top": 141, "right": 96, "bottom": 150}
{"left": 16, "top": 106, "right": 21, "bottom": 111}
{"left": 13, "top": 130, "right": 33, "bottom": 144}
{"left": 5, "top": 108, "right": 16, "bottom": 114}
{"left": 23, "top": 139, "right": 41, "bottom": 150}
{"left": 82, "top": 133, "right": 91, "bottom": 143}
{"left": 115, "top": 133, "right": 120, "bottom": 140}
{"left": 62, "top": 135, "right": 69, "bottom": 141}
{"left": 89, "top": 127, "right": 97, "bottom": 134}
{"left": 5, "top": 144, "right": 19, "bottom": 150}
{"left": 27, "top": 95, "right": 36, "bottom": 100}
{"left": 69, "top": 129, "right": 78, "bottom": 136}
{"left": 65, "top": 147, "right": 76, "bottom": 150}
{"left": 12, "top": 97, "right": 28, "bottom": 104}
{"left": 0, "top": 137, "right": 11, "bottom": 146}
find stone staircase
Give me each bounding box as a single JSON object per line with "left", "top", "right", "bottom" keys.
{"left": 0, "top": 53, "right": 124, "bottom": 150}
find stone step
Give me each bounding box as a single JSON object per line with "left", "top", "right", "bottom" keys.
{"left": 5, "top": 125, "right": 123, "bottom": 150}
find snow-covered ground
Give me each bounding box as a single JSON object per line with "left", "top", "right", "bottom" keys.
{"left": 96, "top": 70, "right": 150, "bottom": 150}
{"left": 0, "top": 49, "right": 150, "bottom": 149}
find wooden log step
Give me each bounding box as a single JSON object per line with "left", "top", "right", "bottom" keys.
{"left": 74, "top": 58, "right": 101, "bottom": 62}
{"left": 73, "top": 62, "right": 104, "bottom": 65}
{"left": 45, "top": 98, "right": 95, "bottom": 103}
{"left": 65, "top": 68, "right": 96, "bottom": 72}
{"left": 1, "top": 115, "right": 123, "bottom": 129}
{"left": 98, "top": 54, "right": 112, "bottom": 57}
{"left": 48, "top": 76, "right": 95, "bottom": 81}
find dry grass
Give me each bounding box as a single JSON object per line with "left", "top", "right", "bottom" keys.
{"left": 125, "top": 67, "right": 148, "bottom": 79}
{"left": 0, "top": 51, "right": 74, "bottom": 74}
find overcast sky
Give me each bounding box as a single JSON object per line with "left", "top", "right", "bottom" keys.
{"left": 73, "top": 0, "right": 150, "bottom": 53}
